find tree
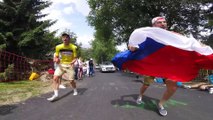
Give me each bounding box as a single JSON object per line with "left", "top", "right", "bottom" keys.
{"left": 80, "top": 48, "right": 93, "bottom": 61}
{"left": 203, "top": 4, "right": 213, "bottom": 47}
{"left": 91, "top": 30, "right": 118, "bottom": 63}
{"left": 87, "top": 0, "right": 118, "bottom": 62}
{"left": 87, "top": 0, "right": 213, "bottom": 46}
{"left": 0, "top": 0, "right": 56, "bottom": 59}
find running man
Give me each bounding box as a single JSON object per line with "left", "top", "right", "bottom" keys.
{"left": 129, "top": 17, "right": 178, "bottom": 116}
{"left": 47, "top": 33, "right": 78, "bottom": 101}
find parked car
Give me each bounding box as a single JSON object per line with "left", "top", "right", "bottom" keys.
{"left": 95, "top": 64, "right": 100, "bottom": 69}
{"left": 99, "top": 62, "right": 116, "bottom": 72}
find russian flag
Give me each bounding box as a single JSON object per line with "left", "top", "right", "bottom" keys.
{"left": 112, "top": 27, "right": 213, "bottom": 82}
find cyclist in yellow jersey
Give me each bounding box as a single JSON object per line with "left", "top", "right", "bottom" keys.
{"left": 47, "top": 33, "right": 78, "bottom": 101}
{"left": 55, "top": 44, "right": 77, "bottom": 65}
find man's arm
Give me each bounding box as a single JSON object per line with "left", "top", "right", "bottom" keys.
{"left": 70, "top": 58, "right": 77, "bottom": 65}
{"left": 54, "top": 46, "right": 60, "bottom": 63}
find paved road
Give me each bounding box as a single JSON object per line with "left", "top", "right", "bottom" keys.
{"left": 0, "top": 71, "right": 213, "bottom": 120}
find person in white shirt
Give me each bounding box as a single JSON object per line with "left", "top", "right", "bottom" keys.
{"left": 78, "top": 57, "right": 83, "bottom": 80}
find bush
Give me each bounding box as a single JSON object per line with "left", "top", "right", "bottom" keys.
{"left": 0, "top": 64, "right": 15, "bottom": 81}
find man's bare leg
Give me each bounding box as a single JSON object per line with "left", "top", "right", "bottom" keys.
{"left": 70, "top": 80, "right": 78, "bottom": 95}
{"left": 47, "top": 76, "right": 60, "bottom": 101}
{"left": 136, "top": 76, "right": 154, "bottom": 104}
{"left": 158, "top": 79, "right": 178, "bottom": 116}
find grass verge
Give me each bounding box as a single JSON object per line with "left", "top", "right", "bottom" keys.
{"left": 0, "top": 80, "right": 52, "bottom": 105}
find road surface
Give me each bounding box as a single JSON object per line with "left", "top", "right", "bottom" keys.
{"left": 0, "top": 71, "right": 212, "bottom": 120}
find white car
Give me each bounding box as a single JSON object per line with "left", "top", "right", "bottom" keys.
{"left": 95, "top": 64, "right": 100, "bottom": 69}
{"left": 100, "top": 62, "right": 116, "bottom": 72}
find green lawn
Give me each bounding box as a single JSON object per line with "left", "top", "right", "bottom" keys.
{"left": 0, "top": 80, "right": 52, "bottom": 105}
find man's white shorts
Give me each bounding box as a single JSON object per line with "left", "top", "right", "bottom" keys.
{"left": 54, "top": 64, "right": 75, "bottom": 80}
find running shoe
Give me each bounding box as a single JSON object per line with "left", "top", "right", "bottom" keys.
{"left": 136, "top": 96, "right": 144, "bottom": 105}
{"left": 157, "top": 104, "right": 167, "bottom": 116}
{"left": 47, "top": 95, "right": 58, "bottom": 101}
{"left": 209, "top": 87, "right": 213, "bottom": 94}
{"left": 59, "top": 84, "right": 66, "bottom": 89}
{"left": 73, "top": 89, "right": 78, "bottom": 96}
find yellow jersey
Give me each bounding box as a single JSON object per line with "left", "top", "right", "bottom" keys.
{"left": 55, "top": 43, "right": 77, "bottom": 65}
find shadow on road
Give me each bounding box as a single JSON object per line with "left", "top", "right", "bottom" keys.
{"left": 0, "top": 104, "right": 17, "bottom": 116}
{"left": 51, "top": 88, "right": 88, "bottom": 102}
{"left": 111, "top": 94, "right": 159, "bottom": 113}
{"left": 132, "top": 79, "right": 143, "bottom": 83}
{"left": 77, "top": 88, "right": 88, "bottom": 95}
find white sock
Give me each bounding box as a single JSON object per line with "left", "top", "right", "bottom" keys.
{"left": 74, "top": 89, "right": 77, "bottom": 93}
{"left": 54, "top": 90, "right": 58, "bottom": 96}
{"left": 158, "top": 104, "right": 164, "bottom": 109}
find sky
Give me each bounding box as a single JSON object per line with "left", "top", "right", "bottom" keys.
{"left": 41, "top": 0, "right": 94, "bottom": 48}
{"left": 42, "top": 0, "right": 126, "bottom": 50}
{"left": 0, "top": 0, "right": 126, "bottom": 50}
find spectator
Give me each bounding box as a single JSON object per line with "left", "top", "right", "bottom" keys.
{"left": 89, "top": 58, "right": 94, "bottom": 77}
